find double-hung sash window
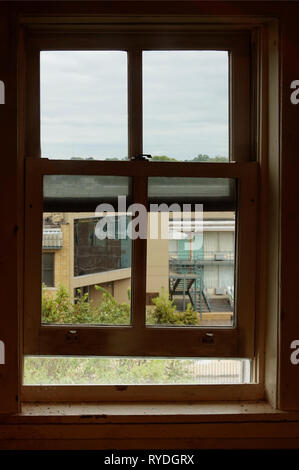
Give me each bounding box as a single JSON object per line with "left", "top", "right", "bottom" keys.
{"left": 24, "top": 27, "right": 257, "bottom": 363}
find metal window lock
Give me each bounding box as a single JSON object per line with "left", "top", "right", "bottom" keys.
{"left": 65, "top": 330, "right": 80, "bottom": 343}
{"left": 202, "top": 332, "right": 215, "bottom": 344}
{"left": 131, "top": 154, "right": 152, "bottom": 161}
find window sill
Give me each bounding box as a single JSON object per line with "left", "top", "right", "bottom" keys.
{"left": 18, "top": 400, "right": 291, "bottom": 419}
{"left": 1, "top": 401, "right": 299, "bottom": 449}
{"left": 0, "top": 400, "right": 297, "bottom": 421}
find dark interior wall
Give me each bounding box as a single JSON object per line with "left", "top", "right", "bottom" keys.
{"left": 0, "top": 0, "right": 298, "bottom": 434}
{"left": 280, "top": 9, "right": 299, "bottom": 410}
{"left": 0, "top": 6, "right": 19, "bottom": 414}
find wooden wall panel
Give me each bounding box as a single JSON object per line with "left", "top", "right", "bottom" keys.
{"left": 279, "top": 9, "right": 299, "bottom": 410}
{"left": 0, "top": 6, "right": 19, "bottom": 414}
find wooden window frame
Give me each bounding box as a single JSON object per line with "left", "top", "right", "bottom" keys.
{"left": 22, "top": 24, "right": 259, "bottom": 400}
{"left": 24, "top": 158, "right": 257, "bottom": 358}
{"left": 25, "top": 28, "right": 252, "bottom": 163}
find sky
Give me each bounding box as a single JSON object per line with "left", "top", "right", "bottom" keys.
{"left": 41, "top": 50, "right": 229, "bottom": 161}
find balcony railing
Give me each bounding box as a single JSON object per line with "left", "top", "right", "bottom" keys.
{"left": 169, "top": 250, "right": 234, "bottom": 262}
{"left": 42, "top": 228, "right": 63, "bottom": 249}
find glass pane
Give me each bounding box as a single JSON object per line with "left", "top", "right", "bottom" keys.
{"left": 148, "top": 177, "right": 235, "bottom": 209}
{"left": 42, "top": 176, "right": 132, "bottom": 326}
{"left": 143, "top": 51, "right": 229, "bottom": 162}
{"left": 146, "top": 177, "right": 236, "bottom": 327}
{"left": 44, "top": 175, "right": 131, "bottom": 211}
{"left": 24, "top": 357, "right": 251, "bottom": 385}
{"left": 41, "top": 51, "right": 128, "bottom": 160}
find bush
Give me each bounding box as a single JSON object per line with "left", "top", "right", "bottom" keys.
{"left": 42, "top": 284, "right": 130, "bottom": 325}
{"left": 42, "top": 284, "right": 74, "bottom": 323}
{"left": 147, "top": 288, "right": 199, "bottom": 325}
{"left": 24, "top": 356, "right": 197, "bottom": 385}
{"left": 42, "top": 285, "right": 199, "bottom": 326}
{"left": 93, "top": 285, "right": 130, "bottom": 324}
{"left": 34, "top": 286, "right": 200, "bottom": 386}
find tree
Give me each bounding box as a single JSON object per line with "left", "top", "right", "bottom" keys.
{"left": 192, "top": 153, "right": 228, "bottom": 162}
{"left": 192, "top": 153, "right": 210, "bottom": 162}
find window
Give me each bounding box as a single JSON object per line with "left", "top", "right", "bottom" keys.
{"left": 23, "top": 26, "right": 258, "bottom": 394}
{"left": 42, "top": 252, "right": 54, "bottom": 287}
{"left": 74, "top": 216, "right": 131, "bottom": 276}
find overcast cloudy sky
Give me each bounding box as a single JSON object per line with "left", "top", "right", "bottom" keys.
{"left": 41, "top": 50, "right": 228, "bottom": 161}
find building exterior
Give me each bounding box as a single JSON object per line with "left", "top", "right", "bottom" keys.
{"left": 42, "top": 211, "right": 235, "bottom": 324}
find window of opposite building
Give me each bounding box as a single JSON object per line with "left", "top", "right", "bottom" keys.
{"left": 42, "top": 253, "right": 54, "bottom": 288}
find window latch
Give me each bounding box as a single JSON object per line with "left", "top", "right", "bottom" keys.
{"left": 131, "top": 154, "right": 152, "bottom": 161}
{"left": 202, "top": 333, "right": 214, "bottom": 344}
{"left": 65, "top": 329, "right": 80, "bottom": 343}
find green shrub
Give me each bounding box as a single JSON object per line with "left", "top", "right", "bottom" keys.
{"left": 42, "top": 283, "right": 73, "bottom": 323}
{"left": 93, "top": 285, "right": 130, "bottom": 324}
{"left": 42, "top": 284, "right": 130, "bottom": 325}
{"left": 147, "top": 288, "right": 199, "bottom": 325}
{"left": 42, "top": 285, "right": 199, "bottom": 326}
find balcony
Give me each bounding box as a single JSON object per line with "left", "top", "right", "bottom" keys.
{"left": 169, "top": 250, "right": 234, "bottom": 269}
{"left": 168, "top": 251, "right": 234, "bottom": 322}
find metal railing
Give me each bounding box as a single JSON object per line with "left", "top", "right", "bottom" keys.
{"left": 227, "top": 285, "right": 235, "bottom": 307}
{"left": 169, "top": 250, "right": 234, "bottom": 261}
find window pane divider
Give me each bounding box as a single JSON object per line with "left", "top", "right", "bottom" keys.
{"left": 25, "top": 157, "right": 257, "bottom": 178}
{"left": 132, "top": 175, "right": 148, "bottom": 332}
{"left": 128, "top": 48, "right": 143, "bottom": 159}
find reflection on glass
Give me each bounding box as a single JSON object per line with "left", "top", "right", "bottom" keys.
{"left": 41, "top": 51, "right": 128, "bottom": 160}
{"left": 43, "top": 174, "right": 131, "bottom": 211}
{"left": 143, "top": 51, "right": 229, "bottom": 161}
{"left": 146, "top": 177, "right": 236, "bottom": 327}
{"left": 148, "top": 177, "right": 234, "bottom": 206}
{"left": 74, "top": 217, "right": 131, "bottom": 277}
